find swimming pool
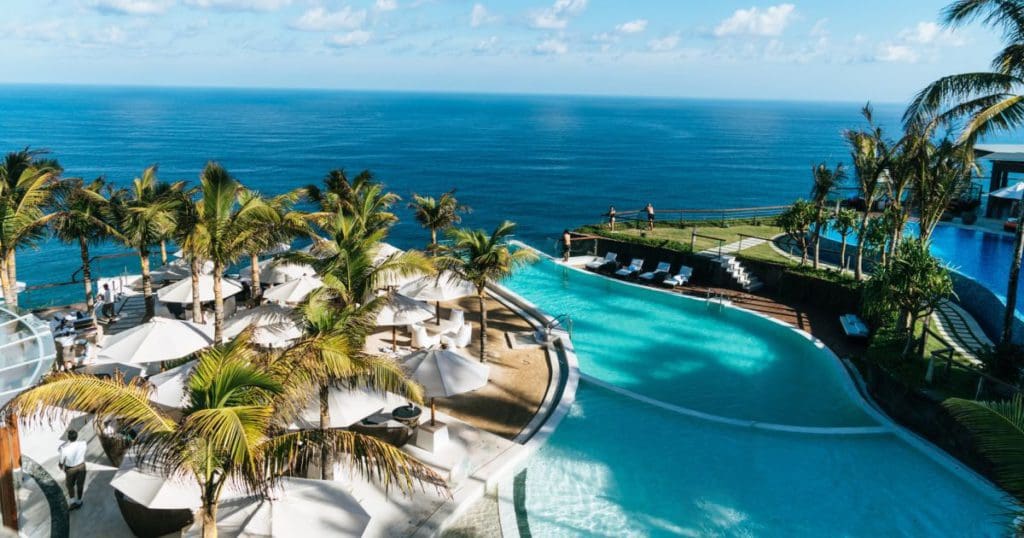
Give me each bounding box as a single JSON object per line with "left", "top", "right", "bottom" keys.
{"left": 823, "top": 223, "right": 1023, "bottom": 315}
{"left": 503, "top": 253, "right": 1011, "bottom": 537}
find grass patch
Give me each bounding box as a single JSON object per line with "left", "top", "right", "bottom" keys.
{"left": 587, "top": 223, "right": 783, "bottom": 253}
{"left": 864, "top": 322, "right": 981, "bottom": 399}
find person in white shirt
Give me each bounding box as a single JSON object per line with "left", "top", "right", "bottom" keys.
{"left": 58, "top": 429, "right": 87, "bottom": 509}
{"left": 101, "top": 284, "right": 116, "bottom": 320}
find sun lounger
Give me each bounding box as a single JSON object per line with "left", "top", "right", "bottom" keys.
{"left": 663, "top": 266, "right": 693, "bottom": 287}
{"left": 585, "top": 252, "right": 618, "bottom": 271}
{"left": 615, "top": 258, "right": 644, "bottom": 279}
{"left": 638, "top": 261, "right": 671, "bottom": 282}
{"left": 839, "top": 314, "right": 870, "bottom": 338}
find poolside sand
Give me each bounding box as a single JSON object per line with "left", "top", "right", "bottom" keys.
{"left": 367, "top": 294, "right": 551, "bottom": 440}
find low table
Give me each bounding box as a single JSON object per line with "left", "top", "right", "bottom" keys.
{"left": 391, "top": 405, "right": 422, "bottom": 428}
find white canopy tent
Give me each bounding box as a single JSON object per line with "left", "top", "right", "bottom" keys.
{"left": 263, "top": 275, "right": 323, "bottom": 305}
{"left": 991, "top": 182, "right": 1024, "bottom": 201}
{"left": 398, "top": 272, "right": 476, "bottom": 323}
{"left": 157, "top": 275, "right": 243, "bottom": 304}
{"left": 96, "top": 318, "right": 214, "bottom": 365}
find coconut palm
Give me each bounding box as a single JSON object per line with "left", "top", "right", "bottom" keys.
{"left": 911, "top": 139, "right": 977, "bottom": 245}
{"left": 0, "top": 149, "right": 62, "bottom": 306}
{"left": 833, "top": 208, "right": 858, "bottom": 272}
{"left": 4, "top": 332, "right": 444, "bottom": 538}
{"left": 192, "top": 163, "right": 277, "bottom": 341}
{"left": 243, "top": 189, "right": 311, "bottom": 301}
{"left": 110, "top": 166, "right": 184, "bottom": 320}
{"left": 49, "top": 177, "right": 121, "bottom": 310}
{"left": 845, "top": 105, "right": 892, "bottom": 280}
{"left": 809, "top": 164, "right": 845, "bottom": 269}
{"left": 409, "top": 190, "right": 471, "bottom": 251}
{"left": 171, "top": 194, "right": 208, "bottom": 323}
{"left": 945, "top": 395, "right": 1024, "bottom": 515}
{"left": 440, "top": 221, "right": 536, "bottom": 361}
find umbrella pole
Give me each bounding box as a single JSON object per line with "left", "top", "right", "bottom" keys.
{"left": 392, "top": 326, "right": 398, "bottom": 352}
{"left": 430, "top": 397, "right": 436, "bottom": 426}
{"left": 435, "top": 302, "right": 441, "bottom": 325}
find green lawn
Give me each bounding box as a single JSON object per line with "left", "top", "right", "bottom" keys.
{"left": 610, "top": 223, "right": 783, "bottom": 252}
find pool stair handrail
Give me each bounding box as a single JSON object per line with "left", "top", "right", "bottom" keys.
{"left": 537, "top": 313, "right": 573, "bottom": 343}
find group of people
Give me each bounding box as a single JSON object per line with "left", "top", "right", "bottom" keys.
{"left": 561, "top": 202, "right": 656, "bottom": 261}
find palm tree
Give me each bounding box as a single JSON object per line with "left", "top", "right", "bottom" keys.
{"left": 4, "top": 332, "right": 445, "bottom": 538}
{"left": 172, "top": 194, "right": 207, "bottom": 323}
{"left": 0, "top": 149, "right": 62, "bottom": 306}
{"left": 49, "top": 177, "right": 120, "bottom": 310}
{"left": 911, "top": 139, "right": 976, "bottom": 245}
{"left": 409, "top": 190, "right": 471, "bottom": 251}
{"left": 193, "top": 163, "right": 276, "bottom": 341}
{"left": 111, "top": 166, "right": 184, "bottom": 320}
{"left": 845, "top": 105, "right": 892, "bottom": 280}
{"left": 809, "top": 164, "right": 845, "bottom": 269}
{"left": 945, "top": 395, "right": 1024, "bottom": 522}
{"left": 778, "top": 200, "right": 817, "bottom": 266}
{"left": 440, "top": 221, "right": 536, "bottom": 361}
{"left": 833, "top": 208, "right": 858, "bottom": 272}
{"left": 242, "top": 188, "right": 310, "bottom": 301}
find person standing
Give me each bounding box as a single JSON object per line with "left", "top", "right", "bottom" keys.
{"left": 645, "top": 203, "right": 655, "bottom": 231}
{"left": 562, "top": 229, "right": 572, "bottom": 261}
{"left": 58, "top": 429, "right": 87, "bottom": 510}
{"left": 101, "top": 284, "right": 115, "bottom": 320}
{"left": 607, "top": 206, "right": 617, "bottom": 231}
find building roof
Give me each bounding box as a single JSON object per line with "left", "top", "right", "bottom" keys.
{"left": 974, "top": 144, "right": 1024, "bottom": 162}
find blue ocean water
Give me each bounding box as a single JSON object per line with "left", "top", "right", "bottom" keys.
{"left": 0, "top": 85, "right": 1002, "bottom": 307}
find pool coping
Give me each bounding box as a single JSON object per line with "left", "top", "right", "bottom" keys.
{"left": 496, "top": 241, "right": 1013, "bottom": 535}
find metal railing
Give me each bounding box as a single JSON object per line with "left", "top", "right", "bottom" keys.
{"left": 612, "top": 205, "right": 789, "bottom": 228}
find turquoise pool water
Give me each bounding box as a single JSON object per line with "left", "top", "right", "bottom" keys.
{"left": 503, "top": 254, "right": 1011, "bottom": 537}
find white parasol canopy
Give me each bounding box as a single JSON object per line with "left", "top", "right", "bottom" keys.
{"left": 991, "top": 182, "right": 1024, "bottom": 201}
{"left": 289, "top": 386, "right": 406, "bottom": 430}
{"left": 401, "top": 348, "right": 489, "bottom": 398}
{"left": 183, "top": 478, "right": 371, "bottom": 538}
{"left": 96, "top": 318, "right": 214, "bottom": 364}
{"left": 223, "top": 304, "right": 302, "bottom": 347}
{"left": 151, "top": 259, "right": 215, "bottom": 282}
{"left": 239, "top": 261, "right": 316, "bottom": 285}
{"left": 146, "top": 360, "right": 197, "bottom": 409}
{"left": 372, "top": 242, "right": 401, "bottom": 264}
{"left": 263, "top": 275, "right": 323, "bottom": 305}
{"left": 112, "top": 456, "right": 244, "bottom": 510}
{"left": 399, "top": 272, "right": 476, "bottom": 303}
{"left": 376, "top": 294, "right": 435, "bottom": 327}
{"left": 157, "top": 275, "right": 243, "bottom": 304}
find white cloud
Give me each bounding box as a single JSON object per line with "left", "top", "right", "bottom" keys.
{"left": 876, "top": 44, "right": 918, "bottom": 63}
{"left": 615, "top": 19, "right": 647, "bottom": 34}
{"left": 375, "top": 0, "right": 398, "bottom": 11}
{"left": 89, "top": 0, "right": 172, "bottom": 15}
{"left": 809, "top": 18, "right": 828, "bottom": 38}
{"left": 535, "top": 38, "right": 568, "bottom": 55}
{"left": 530, "top": 0, "right": 587, "bottom": 30}
{"left": 292, "top": 7, "right": 367, "bottom": 31}
{"left": 713, "top": 4, "right": 795, "bottom": 38}
{"left": 328, "top": 29, "right": 372, "bottom": 47}
{"left": 648, "top": 34, "right": 679, "bottom": 52}
{"left": 899, "top": 21, "right": 965, "bottom": 47}
{"left": 474, "top": 35, "right": 499, "bottom": 52}
{"left": 183, "top": 0, "right": 292, "bottom": 11}
{"left": 471, "top": 4, "right": 497, "bottom": 27}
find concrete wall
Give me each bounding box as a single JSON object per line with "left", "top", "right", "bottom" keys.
{"left": 950, "top": 270, "right": 1024, "bottom": 345}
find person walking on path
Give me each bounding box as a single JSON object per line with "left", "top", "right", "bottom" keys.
{"left": 58, "top": 429, "right": 87, "bottom": 510}
{"left": 645, "top": 203, "right": 655, "bottom": 231}
{"left": 607, "top": 206, "right": 617, "bottom": 231}
{"left": 100, "top": 284, "right": 115, "bottom": 320}
{"left": 562, "top": 229, "right": 572, "bottom": 261}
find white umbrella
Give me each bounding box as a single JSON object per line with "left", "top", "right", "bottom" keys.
{"left": 151, "top": 259, "right": 215, "bottom": 282}
{"left": 97, "top": 317, "right": 214, "bottom": 365}
{"left": 261, "top": 242, "right": 292, "bottom": 256}
{"left": 157, "top": 275, "right": 243, "bottom": 304}
{"left": 263, "top": 275, "right": 323, "bottom": 305}
{"left": 223, "top": 304, "right": 302, "bottom": 347}
{"left": 112, "top": 456, "right": 243, "bottom": 510}
{"left": 372, "top": 242, "right": 401, "bottom": 264}
{"left": 376, "top": 294, "right": 435, "bottom": 351}
{"left": 184, "top": 478, "right": 371, "bottom": 538}
{"left": 239, "top": 261, "right": 316, "bottom": 285}
{"left": 289, "top": 386, "right": 406, "bottom": 430}
{"left": 78, "top": 362, "right": 145, "bottom": 381}
{"left": 399, "top": 271, "right": 476, "bottom": 323}
{"left": 147, "top": 360, "right": 197, "bottom": 409}
{"left": 402, "top": 347, "right": 490, "bottom": 425}
{"left": 991, "top": 182, "right": 1024, "bottom": 201}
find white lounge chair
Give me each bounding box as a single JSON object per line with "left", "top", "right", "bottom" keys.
{"left": 663, "top": 266, "right": 693, "bottom": 287}
{"left": 441, "top": 323, "right": 472, "bottom": 349}
{"left": 436, "top": 309, "right": 465, "bottom": 334}
{"left": 585, "top": 252, "right": 617, "bottom": 271}
{"left": 638, "top": 261, "right": 671, "bottom": 282}
{"left": 411, "top": 324, "right": 441, "bottom": 349}
{"left": 615, "top": 258, "right": 644, "bottom": 278}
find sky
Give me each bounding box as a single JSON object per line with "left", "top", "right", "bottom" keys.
{"left": 0, "top": 0, "right": 1007, "bottom": 102}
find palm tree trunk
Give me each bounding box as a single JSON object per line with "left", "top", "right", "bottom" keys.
{"left": 5, "top": 252, "right": 17, "bottom": 306}
{"left": 249, "top": 253, "right": 261, "bottom": 300}
{"left": 140, "top": 249, "right": 154, "bottom": 320}
{"left": 855, "top": 212, "right": 870, "bottom": 280}
{"left": 201, "top": 503, "right": 218, "bottom": 538}
{"left": 78, "top": 237, "right": 94, "bottom": 310}
{"left": 160, "top": 240, "right": 168, "bottom": 266}
{"left": 812, "top": 208, "right": 823, "bottom": 270}
{"left": 840, "top": 236, "right": 848, "bottom": 272}
{"left": 478, "top": 292, "right": 487, "bottom": 362}
{"left": 319, "top": 382, "right": 334, "bottom": 480}
{"left": 0, "top": 253, "right": 13, "bottom": 307}
{"left": 430, "top": 228, "right": 437, "bottom": 251}
{"left": 191, "top": 258, "right": 203, "bottom": 323}
{"left": 1001, "top": 203, "right": 1024, "bottom": 347}
{"left": 213, "top": 262, "right": 224, "bottom": 343}
{"left": 8, "top": 251, "right": 16, "bottom": 288}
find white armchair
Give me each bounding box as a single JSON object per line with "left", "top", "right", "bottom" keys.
{"left": 437, "top": 308, "right": 465, "bottom": 334}
{"left": 442, "top": 323, "right": 472, "bottom": 349}
{"left": 411, "top": 323, "right": 441, "bottom": 349}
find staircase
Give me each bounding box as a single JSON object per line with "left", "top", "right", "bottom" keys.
{"left": 716, "top": 255, "right": 763, "bottom": 292}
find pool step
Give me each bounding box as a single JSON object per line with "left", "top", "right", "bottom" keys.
{"left": 717, "top": 256, "right": 763, "bottom": 292}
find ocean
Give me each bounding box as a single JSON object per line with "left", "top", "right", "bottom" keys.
{"left": 0, "top": 85, "right": 996, "bottom": 308}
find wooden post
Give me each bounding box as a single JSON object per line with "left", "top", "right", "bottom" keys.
{"left": 0, "top": 414, "right": 20, "bottom": 531}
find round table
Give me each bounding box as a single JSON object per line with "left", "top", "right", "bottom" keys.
{"left": 391, "top": 405, "right": 422, "bottom": 428}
